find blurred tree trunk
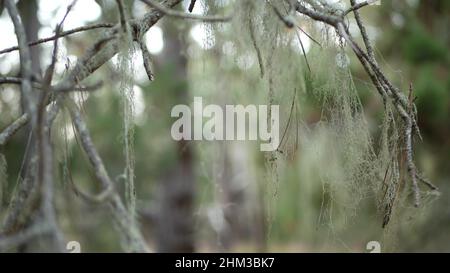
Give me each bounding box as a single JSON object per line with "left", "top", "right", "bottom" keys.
{"left": 209, "top": 48, "right": 248, "bottom": 250}
{"left": 208, "top": 42, "right": 266, "bottom": 251}
{"left": 16, "top": 0, "right": 41, "bottom": 181}
{"left": 155, "top": 22, "right": 195, "bottom": 252}
{"left": 216, "top": 143, "right": 247, "bottom": 250}
{"left": 14, "top": 0, "right": 46, "bottom": 253}
{"left": 417, "top": 0, "right": 445, "bottom": 30}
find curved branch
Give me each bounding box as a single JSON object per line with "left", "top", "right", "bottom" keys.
{"left": 67, "top": 99, "right": 149, "bottom": 252}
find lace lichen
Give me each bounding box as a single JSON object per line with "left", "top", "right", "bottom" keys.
{"left": 117, "top": 39, "right": 137, "bottom": 221}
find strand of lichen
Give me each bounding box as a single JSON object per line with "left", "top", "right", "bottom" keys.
{"left": 0, "top": 153, "right": 7, "bottom": 209}
{"left": 118, "top": 38, "right": 137, "bottom": 223}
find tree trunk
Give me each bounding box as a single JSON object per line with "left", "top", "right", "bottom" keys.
{"left": 155, "top": 21, "right": 195, "bottom": 253}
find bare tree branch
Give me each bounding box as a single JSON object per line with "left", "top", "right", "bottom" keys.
{"left": 416, "top": 173, "right": 439, "bottom": 191}
{"left": 349, "top": 0, "right": 376, "bottom": 63}
{"left": 0, "top": 114, "right": 29, "bottom": 146}
{"left": 115, "top": 0, "right": 128, "bottom": 33}
{"left": 67, "top": 99, "right": 149, "bottom": 252}
{"left": 0, "top": 77, "right": 103, "bottom": 92}
{"left": 69, "top": 173, "right": 115, "bottom": 203}
{"left": 344, "top": 0, "right": 379, "bottom": 16}
{"left": 138, "top": 37, "right": 155, "bottom": 81}
{"left": 5, "top": 0, "right": 36, "bottom": 124}
{"left": 248, "top": 17, "right": 265, "bottom": 78}
{"left": 0, "top": 23, "right": 115, "bottom": 55}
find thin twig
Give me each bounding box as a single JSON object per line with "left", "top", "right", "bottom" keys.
{"left": 416, "top": 173, "right": 438, "bottom": 191}
{"left": 116, "top": 0, "right": 128, "bottom": 33}
{"left": 188, "top": 0, "right": 197, "bottom": 13}
{"left": 43, "top": 0, "right": 76, "bottom": 86}
{"left": 344, "top": 0, "right": 379, "bottom": 17}
{"left": 349, "top": 0, "right": 376, "bottom": 63}
{"left": 277, "top": 88, "right": 297, "bottom": 152}
{"left": 0, "top": 23, "right": 114, "bottom": 55}
{"left": 296, "top": 25, "right": 322, "bottom": 47}
{"left": 138, "top": 37, "right": 154, "bottom": 81}
{"left": 248, "top": 17, "right": 265, "bottom": 78}
{"left": 139, "top": 0, "right": 232, "bottom": 22}
{"left": 294, "top": 27, "right": 311, "bottom": 72}
{"left": 69, "top": 173, "right": 115, "bottom": 203}
{"left": 0, "top": 76, "right": 103, "bottom": 92}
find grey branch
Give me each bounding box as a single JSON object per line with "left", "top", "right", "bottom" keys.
{"left": 344, "top": 0, "right": 379, "bottom": 16}
{"left": 0, "top": 223, "right": 51, "bottom": 250}
{"left": 416, "top": 173, "right": 439, "bottom": 191}
{"left": 349, "top": 0, "right": 376, "bottom": 63}
{"left": 0, "top": 76, "right": 103, "bottom": 92}
{"left": 115, "top": 0, "right": 128, "bottom": 33}
{"left": 0, "top": 23, "right": 114, "bottom": 55}
{"left": 138, "top": 37, "right": 155, "bottom": 81}
{"left": 5, "top": 0, "right": 36, "bottom": 124}
{"left": 0, "top": 114, "right": 29, "bottom": 146}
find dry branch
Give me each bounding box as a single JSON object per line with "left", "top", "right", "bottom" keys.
{"left": 0, "top": 23, "right": 114, "bottom": 55}
{"left": 139, "top": 0, "right": 232, "bottom": 22}
{"left": 68, "top": 100, "right": 149, "bottom": 252}
{"left": 5, "top": 0, "right": 36, "bottom": 124}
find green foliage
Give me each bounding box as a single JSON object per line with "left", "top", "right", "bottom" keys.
{"left": 403, "top": 23, "right": 448, "bottom": 65}
{"left": 415, "top": 67, "right": 449, "bottom": 124}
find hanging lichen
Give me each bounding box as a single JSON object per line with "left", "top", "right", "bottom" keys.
{"left": 215, "top": 0, "right": 422, "bottom": 247}
{"left": 0, "top": 152, "right": 7, "bottom": 209}
{"left": 117, "top": 34, "right": 137, "bottom": 221}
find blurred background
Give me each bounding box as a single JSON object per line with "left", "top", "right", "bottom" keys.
{"left": 0, "top": 0, "right": 449, "bottom": 252}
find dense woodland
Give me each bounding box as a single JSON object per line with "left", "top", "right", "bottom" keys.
{"left": 0, "top": 0, "right": 449, "bottom": 252}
